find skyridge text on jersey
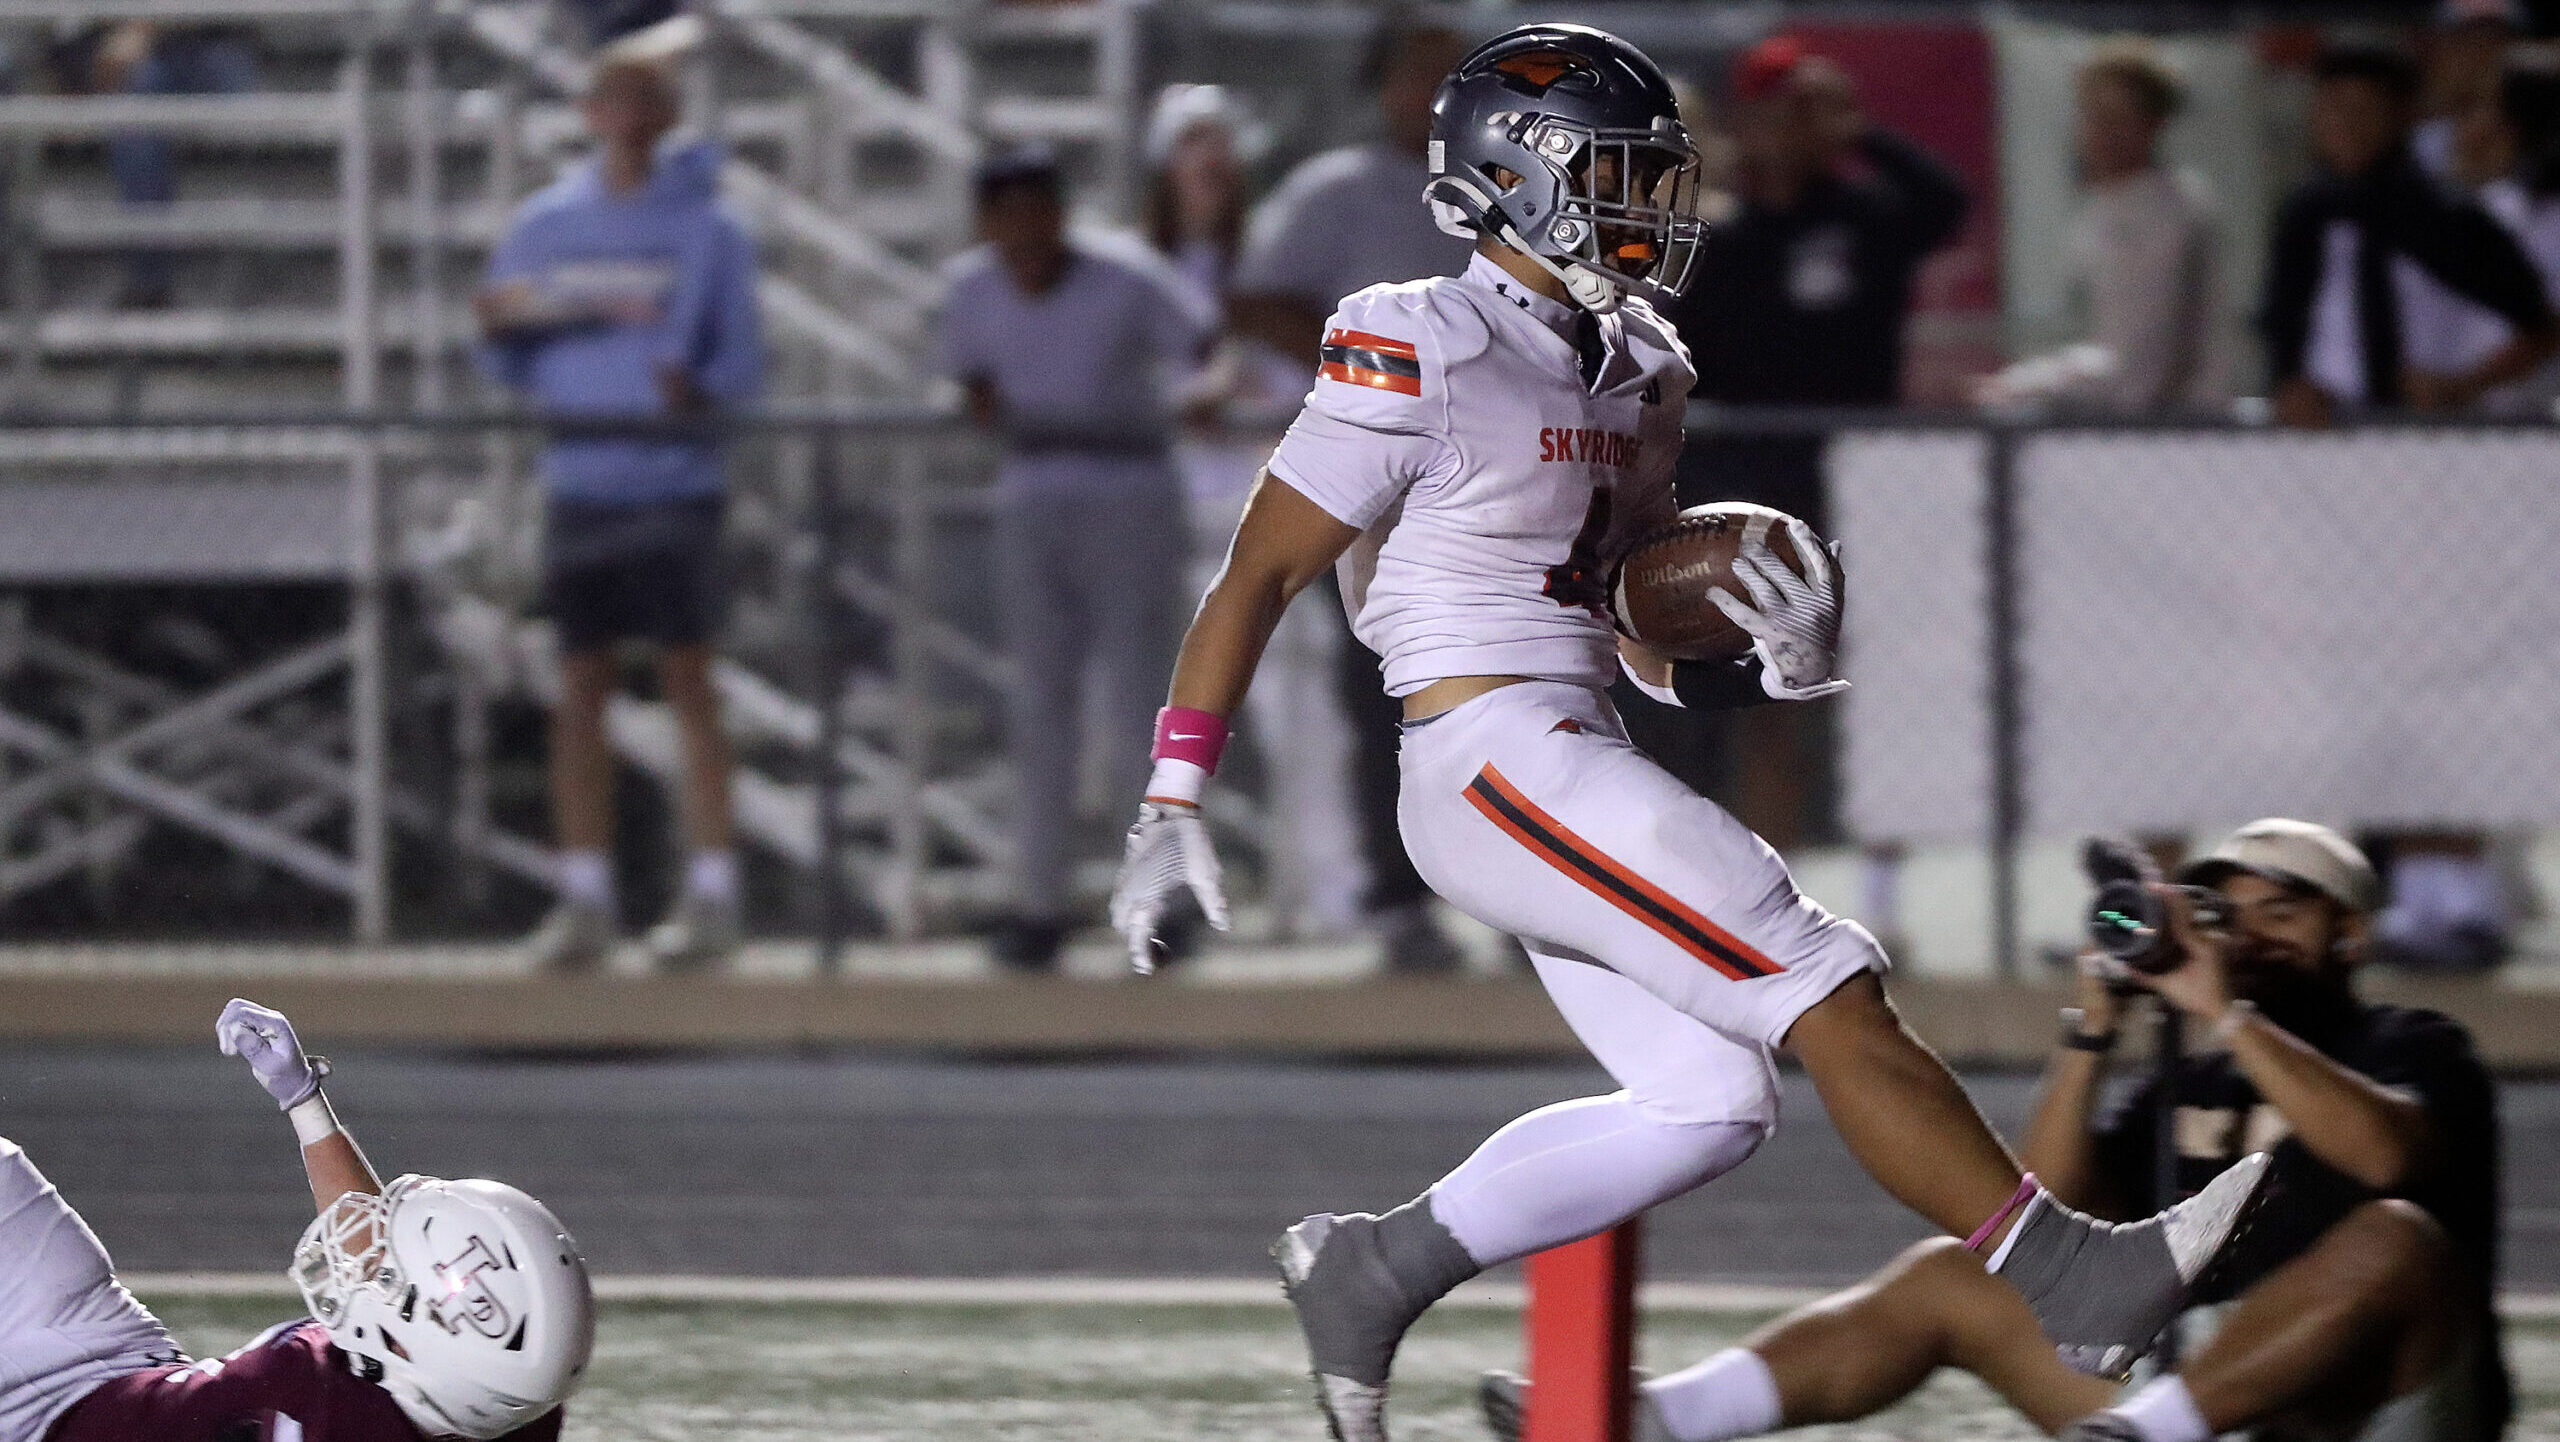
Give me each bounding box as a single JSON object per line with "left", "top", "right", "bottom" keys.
{"left": 1538, "top": 426, "right": 1642, "bottom": 468}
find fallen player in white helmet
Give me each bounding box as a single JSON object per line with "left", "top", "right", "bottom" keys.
{"left": 0, "top": 999, "right": 595, "bottom": 1442}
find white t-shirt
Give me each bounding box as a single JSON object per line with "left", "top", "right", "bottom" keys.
{"left": 2398, "top": 178, "right": 2560, "bottom": 414}
{"left": 1266, "top": 253, "right": 1694, "bottom": 697}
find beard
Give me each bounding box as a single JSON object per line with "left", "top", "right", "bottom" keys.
{"left": 2223, "top": 937, "right": 2354, "bottom": 1031}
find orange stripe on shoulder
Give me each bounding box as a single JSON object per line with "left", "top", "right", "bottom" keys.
{"left": 1325, "top": 328, "right": 1420, "bottom": 358}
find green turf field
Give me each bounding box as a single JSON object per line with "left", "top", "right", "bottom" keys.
{"left": 138, "top": 1293, "right": 2560, "bottom": 1441}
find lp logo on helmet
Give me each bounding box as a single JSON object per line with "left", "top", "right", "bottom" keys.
{"left": 430, "top": 1235, "right": 514, "bottom": 1339}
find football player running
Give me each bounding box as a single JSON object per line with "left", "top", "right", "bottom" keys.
{"left": 1109, "top": 24, "right": 2265, "bottom": 1442}
{"left": 1, "top": 1000, "right": 594, "bottom": 1442}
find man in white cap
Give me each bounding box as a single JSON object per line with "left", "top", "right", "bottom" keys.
{"left": 1480, "top": 818, "right": 2507, "bottom": 1442}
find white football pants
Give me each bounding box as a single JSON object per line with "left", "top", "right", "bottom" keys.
{"left": 0, "top": 1139, "right": 176, "bottom": 1442}
{"left": 1398, "top": 681, "right": 1886, "bottom": 1265}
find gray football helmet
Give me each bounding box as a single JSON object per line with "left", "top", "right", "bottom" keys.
{"left": 1425, "top": 24, "right": 1703, "bottom": 314}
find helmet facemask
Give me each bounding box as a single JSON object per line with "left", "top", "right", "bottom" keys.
{"left": 293, "top": 1188, "right": 398, "bottom": 1330}
{"left": 1517, "top": 116, "right": 1703, "bottom": 309}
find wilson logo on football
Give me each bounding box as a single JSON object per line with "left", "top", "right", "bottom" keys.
{"left": 1318, "top": 329, "right": 1422, "bottom": 396}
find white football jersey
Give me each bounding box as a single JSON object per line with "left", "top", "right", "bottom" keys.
{"left": 1266, "top": 253, "right": 1694, "bottom": 696}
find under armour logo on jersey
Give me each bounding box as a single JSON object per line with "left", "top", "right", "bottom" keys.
{"left": 1318, "top": 329, "right": 1422, "bottom": 396}
{"left": 1492, "top": 281, "right": 1533, "bottom": 312}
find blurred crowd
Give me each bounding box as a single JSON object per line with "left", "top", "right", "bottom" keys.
{"left": 425, "top": 5, "right": 2560, "bottom": 968}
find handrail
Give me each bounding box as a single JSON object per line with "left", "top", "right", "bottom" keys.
{"left": 719, "top": 165, "right": 938, "bottom": 312}
{"left": 0, "top": 92, "right": 351, "bottom": 139}
{"left": 705, "top": 0, "right": 979, "bottom": 165}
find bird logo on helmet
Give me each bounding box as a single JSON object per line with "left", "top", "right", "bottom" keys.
{"left": 1425, "top": 24, "right": 1705, "bottom": 315}
{"left": 292, "top": 1175, "right": 597, "bottom": 1440}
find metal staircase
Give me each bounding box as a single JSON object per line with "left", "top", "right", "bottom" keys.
{"left": 0, "top": 0, "right": 1151, "bottom": 940}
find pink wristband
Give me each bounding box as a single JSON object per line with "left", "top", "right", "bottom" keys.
{"left": 1152, "top": 706, "right": 1230, "bottom": 773}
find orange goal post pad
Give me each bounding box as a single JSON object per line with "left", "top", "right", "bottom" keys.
{"left": 1521, "top": 1219, "right": 1641, "bottom": 1442}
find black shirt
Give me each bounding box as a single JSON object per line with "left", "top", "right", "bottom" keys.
{"left": 2259, "top": 149, "right": 2553, "bottom": 406}
{"left": 2093, "top": 997, "right": 2508, "bottom": 1433}
{"left": 1671, "top": 130, "right": 1970, "bottom": 407}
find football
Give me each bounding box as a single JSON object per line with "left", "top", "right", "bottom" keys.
{"left": 1610, "top": 502, "right": 1824, "bottom": 662}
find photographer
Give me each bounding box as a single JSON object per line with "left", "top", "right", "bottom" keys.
{"left": 1475, "top": 819, "right": 2508, "bottom": 1442}
{"left": 2023, "top": 817, "right": 2507, "bottom": 1442}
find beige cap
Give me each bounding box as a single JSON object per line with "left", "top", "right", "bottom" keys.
{"left": 2177, "top": 818, "right": 2381, "bottom": 914}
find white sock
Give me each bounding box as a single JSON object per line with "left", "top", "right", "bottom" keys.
{"left": 1643, "top": 1348, "right": 1783, "bottom": 1442}
{"left": 558, "top": 851, "right": 614, "bottom": 910}
{"left": 1424, "top": 1094, "right": 1762, "bottom": 1265}
{"left": 687, "top": 849, "right": 739, "bottom": 903}
{"left": 2111, "top": 1376, "right": 2211, "bottom": 1442}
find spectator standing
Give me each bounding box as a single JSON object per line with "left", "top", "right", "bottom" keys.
{"left": 84, "top": 21, "right": 258, "bottom": 309}
{"left": 2262, "top": 43, "right": 2556, "bottom": 427}
{"left": 1664, "top": 37, "right": 1967, "bottom": 852}
{"left": 1146, "top": 84, "right": 1368, "bottom": 941}
{"left": 1225, "top": 20, "right": 1476, "bottom": 973}
{"left": 1975, "top": 43, "right": 2229, "bottom": 413}
{"left": 475, "top": 55, "right": 763, "bottom": 972}
{"left": 2403, "top": 49, "right": 2560, "bottom": 415}
{"left": 940, "top": 147, "right": 1214, "bottom": 972}
{"left": 1673, "top": 36, "right": 1971, "bottom": 413}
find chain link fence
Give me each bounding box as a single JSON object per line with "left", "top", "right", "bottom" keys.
{"left": 1829, "top": 418, "right": 2560, "bottom": 974}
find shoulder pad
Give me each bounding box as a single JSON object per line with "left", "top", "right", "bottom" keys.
{"left": 1314, "top": 280, "right": 1493, "bottom": 416}
{"left": 1616, "top": 297, "right": 1697, "bottom": 393}
{"left": 1308, "top": 286, "right": 1432, "bottom": 432}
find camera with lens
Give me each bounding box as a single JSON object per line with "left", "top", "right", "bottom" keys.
{"left": 2081, "top": 837, "right": 2231, "bottom": 975}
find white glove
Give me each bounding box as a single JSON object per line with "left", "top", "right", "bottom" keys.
{"left": 1108, "top": 802, "right": 1231, "bottom": 975}
{"left": 1708, "top": 517, "right": 1850, "bottom": 701}
{"left": 217, "top": 997, "right": 330, "bottom": 1110}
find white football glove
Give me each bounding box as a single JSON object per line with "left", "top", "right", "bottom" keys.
{"left": 217, "top": 997, "right": 330, "bottom": 1110}
{"left": 1708, "top": 517, "right": 1850, "bottom": 701}
{"left": 1108, "top": 801, "right": 1231, "bottom": 975}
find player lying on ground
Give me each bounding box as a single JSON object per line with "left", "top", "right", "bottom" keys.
{"left": 1481, "top": 819, "right": 2505, "bottom": 1442}
{"left": 1108, "top": 22, "right": 2265, "bottom": 1442}
{"left": 0, "top": 1000, "right": 594, "bottom": 1442}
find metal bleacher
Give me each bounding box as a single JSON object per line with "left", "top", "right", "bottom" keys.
{"left": 0, "top": 0, "right": 1145, "bottom": 940}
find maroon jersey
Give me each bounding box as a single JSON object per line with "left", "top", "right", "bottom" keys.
{"left": 44, "top": 1321, "right": 565, "bottom": 1442}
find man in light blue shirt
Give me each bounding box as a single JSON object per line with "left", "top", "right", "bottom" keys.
{"left": 476, "top": 54, "right": 762, "bottom": 973}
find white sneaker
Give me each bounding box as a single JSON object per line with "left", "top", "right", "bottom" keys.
{"left": 647, "top": 890, "right": 742, "bottom": 973}
{"left": 523, "top": 900, "right": 616, "bottom": 974}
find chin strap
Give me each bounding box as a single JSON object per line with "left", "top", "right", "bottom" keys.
{"left": 1428, "top": 172, "right": 1628, "bottom": 316}
{"left": 1489, "top": 220, "right": 1624, "bottom": 314}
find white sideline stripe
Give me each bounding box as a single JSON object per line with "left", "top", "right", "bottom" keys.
{"left": 116, "top": 1273, "right": 2560, "bottom": 1319}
